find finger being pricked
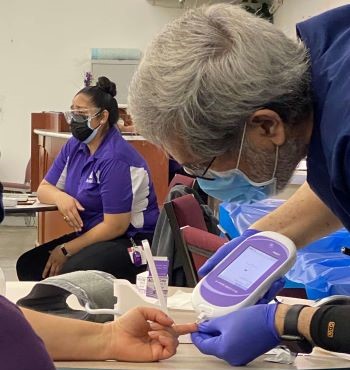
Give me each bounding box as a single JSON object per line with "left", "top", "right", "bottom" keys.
{"left": 149, "top": 321, "right": 196, "bottom": 334}
{"left": 173, "top": 322, "right": 198, "bottom": 336}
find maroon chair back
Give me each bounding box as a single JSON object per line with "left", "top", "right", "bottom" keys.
{"left": 168, "top": 174, "right": 195, "bottom": 190}
{"left": 181, "top": 225, "right": 226, "bottom": 274}
{"left": 164, "top": 193, "right": 224, "bottom": 287}
{"left": 171, "top": 194, "right": 207, "bottom": 231}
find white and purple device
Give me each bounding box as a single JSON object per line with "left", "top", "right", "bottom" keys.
{"left": 192, "top": 231, "right": 296, "bottom": 319}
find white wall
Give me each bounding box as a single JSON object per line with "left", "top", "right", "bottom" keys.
{"left": 274, "top": 0, "right": 350, "bottom": 37}
{"left": 2, "top": 0, "right": 350, "bottom": 182}
{"left": 0, "top": 0, "right": 184, "bottom": 182}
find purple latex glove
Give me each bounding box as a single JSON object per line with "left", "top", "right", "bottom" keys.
{"left": 199, "top": 229, "right": 259, "bottom": 277}
{"left": 191, "top": 303, "right": 281, "bottom": 366}
{"left": 258, "top": 276, "right": 286, "bottom": 304}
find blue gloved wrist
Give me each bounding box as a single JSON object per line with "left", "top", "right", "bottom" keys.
{"left": 242, "top": 228, "right": 261, "bottom": 236}
{"left": 257, "top": 277, "right": 286, "bottom": 304}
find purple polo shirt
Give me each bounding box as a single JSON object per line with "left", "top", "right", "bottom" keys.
{"left": 45, "top": 127, "right": 159, "bottom": 237}
{"left": 0, "top": 296, "right": 55, "bottom": 370}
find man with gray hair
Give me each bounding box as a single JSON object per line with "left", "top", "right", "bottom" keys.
{"left": 129, "top": 3, "right": 350, "bottom": 366}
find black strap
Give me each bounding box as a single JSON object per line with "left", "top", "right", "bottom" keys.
{"left": 281, "top": 304, "right": 313, "bottom": 353}
{"left": 284, "top": 304, "right": 309, "bottom": 336}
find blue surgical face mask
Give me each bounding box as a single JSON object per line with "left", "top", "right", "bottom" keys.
{"left": 197, "top": 123, "right": 278, "bottom": 204}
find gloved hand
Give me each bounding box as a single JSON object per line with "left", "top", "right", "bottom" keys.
{"left": 199, "top": 229, "right": 259, "bottom": 277}
{"left": 191, "top": 303, "right": 281, "bottom": 366}
{"left": 261, "top": 277, "right": 286, "bottom": 303}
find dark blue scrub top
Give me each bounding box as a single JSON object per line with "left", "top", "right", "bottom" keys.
{"left": 297, "top": 5, "right": 350, "bottom": 229}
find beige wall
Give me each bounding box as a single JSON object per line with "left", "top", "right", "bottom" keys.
{"left": 0, "top": 0, "right": 184, "bottom": 182}
{"left": 1, "top": 0, "right": 349, "bottom": 182}
{"left": 274, "top": 0, "right": 350, "bottom": 37}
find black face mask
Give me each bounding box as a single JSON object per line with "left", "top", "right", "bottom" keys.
{"left": 70, "top": 118, "right": 100, "bottom": 144}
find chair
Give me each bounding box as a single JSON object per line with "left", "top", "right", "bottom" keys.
{"left": 168, "top": 173, "right": 195, "bottom": 191}
{"left": 181, "top": 225, "right": 226, "bottom": 278}
{"left": 2, "top": 159, "right": 35, "bottom": 226}
{"left": 164, "top": 193, "right": 227, "bottom": 287}
{"left": 164, "top": 191, "right": 307, "bottom": 297}
{"left": 2, "top": 159, "right": 31, "bottom": 193}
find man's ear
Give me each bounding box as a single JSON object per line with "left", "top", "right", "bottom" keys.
{"left": 247, "top": 109, "right": 286, "bottom": 146}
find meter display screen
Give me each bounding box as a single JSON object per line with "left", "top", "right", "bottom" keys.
{"left": 218, "top": 246, "right": 277, "bottom": 290}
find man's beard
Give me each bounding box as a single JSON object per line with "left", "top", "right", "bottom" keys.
{"left": 244, "top": 138, "right": 308, "bottom": 192}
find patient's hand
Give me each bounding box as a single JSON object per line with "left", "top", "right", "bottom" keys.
{"left": 105, "top": 307, "right": 197, "bottom": 362}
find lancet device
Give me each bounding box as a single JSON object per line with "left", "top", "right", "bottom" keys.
{"left": 192, "top": 231, "right": 296, "bottom": 319}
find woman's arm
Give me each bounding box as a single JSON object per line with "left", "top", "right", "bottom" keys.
{"left": 38, "top": 180, "right": 84, "bottom": 232}
{"left": 252, "top": 182, "right": 343, "bottom": 248}
{"left": 37, "top": 180, "right": 68, "bottom": 205}
{"left": 22, "top": 307, "right": 108, "bottom": 361}
{"left": 22, "top": 306, "right": 196, "bottom": 362}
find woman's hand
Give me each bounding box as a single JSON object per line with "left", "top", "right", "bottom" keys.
{"left": 105, "top": 307, "right": 197, "bottom": 362}
{"left": 42, "top": 246, "right": 68, "bottom": 279}
{"left": 54, "top": 192, "right": 84, "bottom": 232}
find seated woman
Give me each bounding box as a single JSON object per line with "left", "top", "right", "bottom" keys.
{"left": 0, "top": 180, "right": 195, "bottom": 368}
{"left": 17, "top": 76, "right": 159, "bottom": 282}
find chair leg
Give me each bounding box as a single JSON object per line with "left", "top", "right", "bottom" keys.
{"left": 24, "top": 213, "right": 36, "bottom": 227}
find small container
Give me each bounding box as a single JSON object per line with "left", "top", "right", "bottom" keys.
{"left": 136, "top": 257, "right": 169, "bottom": 302}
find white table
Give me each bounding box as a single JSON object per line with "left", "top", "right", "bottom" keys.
{"left": 5, "top": 282, "right": 350, "bottom": 370}
{"left": 4, "top": 200, "right": 57, "bottom": 214}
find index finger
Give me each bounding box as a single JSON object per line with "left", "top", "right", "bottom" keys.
{"left": 173, "top": 322, "right": 198, "bottom": 336}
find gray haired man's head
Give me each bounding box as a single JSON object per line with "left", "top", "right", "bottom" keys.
{"left": 128, "top": 4, "right": 311, "bottom": 189}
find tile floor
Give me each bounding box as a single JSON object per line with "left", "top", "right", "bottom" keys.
{"left": 0, "top": 224, "right": 36, "bottom": 281}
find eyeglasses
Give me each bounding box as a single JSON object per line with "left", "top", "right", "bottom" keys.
{"left": 64, "top": 109, "right": 102, "bottom": 124}
{"left": 183, "top": 156, "right": 216, "bottom": 181}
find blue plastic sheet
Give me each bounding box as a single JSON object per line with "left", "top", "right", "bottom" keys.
{"left": 221, "top": 199, "right": 285, "bottom": 235}
{"left": 287, "top": 230, "right": 350, "bottom": 299}
{"left": 221, "top": 199, "right": 350, "bottom": 299}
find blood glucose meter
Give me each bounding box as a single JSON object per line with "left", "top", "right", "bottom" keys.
{"left": 192, "top": 231, "right": 296, "bottom": 319}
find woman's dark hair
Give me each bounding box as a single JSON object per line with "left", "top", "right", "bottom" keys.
{"left": 77, "top": 76, "right": 119, "bottom": 127}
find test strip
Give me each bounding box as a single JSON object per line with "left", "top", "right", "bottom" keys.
{"left": 142, "top": 240, "right": 168, "bottom": 313}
